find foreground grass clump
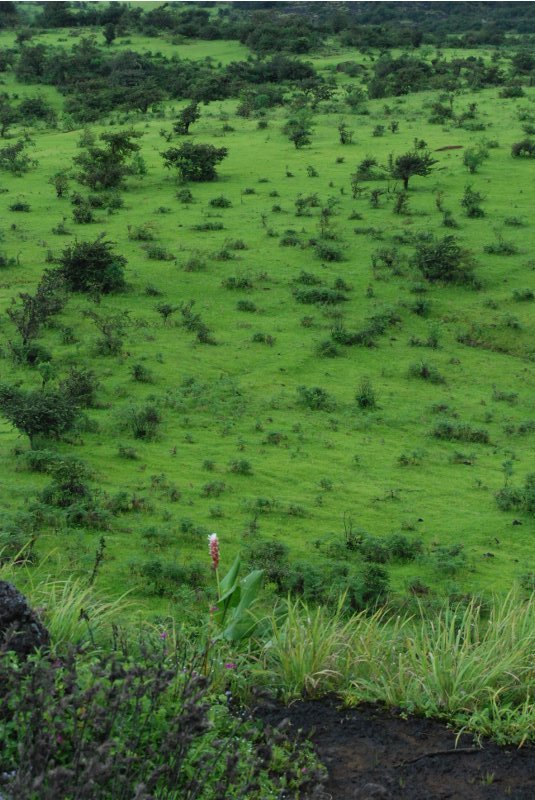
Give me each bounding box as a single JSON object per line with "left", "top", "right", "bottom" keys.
{"left": 257, "top": 593, "right": 535, "bottom": 744}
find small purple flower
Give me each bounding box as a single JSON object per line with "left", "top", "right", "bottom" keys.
{"left": 160, "top": 631, "right": 168, "bottom": 640}
{"left": 224, "top": 662, "right": 237, "bottom": 670}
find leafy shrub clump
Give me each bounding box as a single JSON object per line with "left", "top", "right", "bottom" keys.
{"left": 57, "top": 236, "right": 127, "bottom": 294}
{"left": 433, "top": 420, "right": 490, "bottom": 444}
{"left": 297, "top": 385, "right": 336, "bottom": 412}
{"left": 0, "top": 644, "right": 321, "bottom": 800}
{"left": 496, "top": 474, "right": 535, "bottom": 515}
{"left": 412, "top": 235, "right": 477, "bottom": 285}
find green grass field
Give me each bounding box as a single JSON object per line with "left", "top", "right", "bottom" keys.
{"left": 0, "top": 35, "right": 534, "bottom": 619}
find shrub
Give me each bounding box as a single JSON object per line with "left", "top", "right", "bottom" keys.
{"left": 461, "top": 186, "right": 485, "bottom": 218}
{"left": 237, "top": 299, "right": 257, "bottom": 312}
{"left": 223, "top": 275, "right": 253, "bottom": 290}
{"left": 145, "top": 244, "right": 174, "bottom": 261}
{"left": 512, "top": 288, "right": 534, "bottom": 302}
{"left": 176, "top": 188, "right": 194, "bottom": 203}
{"left": 511, "top": 139, "right": 535, "bottom": 158}
{"left": 59, "top": 367, "right": 99, "bottom": 407}
{"left": 297, "top": 385, "right": 336, "bottom": 412}
{"left": 412, "top": 235, "right": 476, "bottom": 285}
{"left": 58, "top": 236, "right": 126, "bottom": 294}
{"left": 0, "top": 646, "right": 318, "bottom": 800}
{"left": 293, "top": 287, "right": 347, "bottom": 305}
{"left": 246, "top": 539, "right": 290, "bottom": 589}
{"left": 162, "top": 142, "right": 228, "bottom": 182}
{"left": 131, "top": 363, "right": 154, "bottom": 383}
{"left": 128, "top": 223, "right": 155, "bottom": 241}
{"left": 314, "top": 242, "right": 344, "bottom": 262}
{"left": 408, "top": 360, "right": 446, "bottom": 384}
{"left": 433, "top": 420, "right": 490, "bottom": 444}
{"left": 251, "top": 332, "right": 275, "bottom": 346}
{"left": 9, "top": 200, "right": 31, "bottom": 212}
{"left": 229, "top": 459, "right": 253, "bottom": 475}
{"left": 355, "top": 377, "right": 377, "bottom": 409}
{"left": 316, "top": 339, "right": 340, "bottom": 358}
{"left": 209, "top": 195, "right": 232, "bottom": 208}
{"left": 496, "top": 474, "right": 535, "bottom": 515}
{"left": 484, "top": 233, "right": 518, "bottom": 256}
{"left": 201, "top": 480, "right": 226, "bottom": 497}
{"left": 124, "top": 404, "right": 162, "bottom": 440}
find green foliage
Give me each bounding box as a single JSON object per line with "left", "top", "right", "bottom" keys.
{"left": 212, "top": 553, "right": 264, "bottom": 642}
{"left": 0, "top": 384, "right": 79, "bottom": 447}
{"left": 390, "top": 149, "right": 437, "bottom": 190}
{"left": 162, "top": 142, "right": 228, "bottom": 182}
{"left": 173, "top": 101, "right": 201, "bottom": 135}
{"left": 57, "top": 236, "right": 127, "bottom": 294}
{"left": 412, "top": 235, "right": 476, "bottom": 285}
{"left": 73, "top": 129, "right": 143, "bottom": 190}
{"left": 297, "top": 385, "right": 336, "bottom": 412}
{"left": 0, "top": 139, "right": 37, "bottom": 175}
{"left": 282, "top": 112, "right": 314, "bottom": 149}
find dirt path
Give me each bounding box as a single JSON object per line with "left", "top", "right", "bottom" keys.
{"left": 254, "top": 697, "right": 535, "bottom": 799}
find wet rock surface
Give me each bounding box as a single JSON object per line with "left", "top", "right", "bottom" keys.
{"left": 0, "top": 581, "right": 49, "bottom": 657}
{"left": 255, "top": 696, "right": 535, "bottom": 799}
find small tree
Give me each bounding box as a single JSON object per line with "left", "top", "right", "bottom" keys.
{"left": 463, "top": 146, "right": 488, "bottom": 174}
{"left": 511, "top": 139, "right": 535, "bottom": 159}
{"left": 0, "top": 96, "right": 17, "bottom": 138}
{"left": 338, "top": 119, "right": 353, "bottom": 145}
{"left": 103, "top": 22, "right": 116, "bottom": 46}
{"left": 0, "top": 139, "right": 37, "bottom": 175}
{"left": 461, "top": 185, "right": 485, "bottom": 218}
{"left": 73, "top": 129, "right": 143, "bottom": 190}
{"left": 412, "top": 235, "right": 476, "bottom": 285}
{"left": 161, "top": 142, "right": 228, "bottom": 182}
{"left": 49, "top": 171, "right": 69, "bottom": 198}
{"left": 0, "top": 384, "right": 79, "bottom": 448}
{"left": 6, "top": 270, "right": 66, "bottom": 347}
{"left": 84, "top": 309, "right": 130, "bottom": 355}
{"left": 57, "top": 236, "right": 127, "bottom": 294}
{"left": 390, "top": 149, "right": 437, "bottom": 190}
{"left": 173, "top": 102, "right": 200, "bottom": 135}
{"left": 282, "top": 113, "right": 313, "bottom": 149}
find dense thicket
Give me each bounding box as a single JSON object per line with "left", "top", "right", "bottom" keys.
{"left": 2, "top": 2, "right": 535, "bottom": 51}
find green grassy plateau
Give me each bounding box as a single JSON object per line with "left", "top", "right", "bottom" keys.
{"left": 0, "top": 31, "right": 534, "bottom": 621}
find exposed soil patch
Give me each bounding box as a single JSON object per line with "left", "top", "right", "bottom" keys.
{"left": 254, "top": 697, "right": 535, "bottom": 799}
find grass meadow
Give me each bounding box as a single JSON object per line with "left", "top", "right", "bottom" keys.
{"left": 0, "top": 33, "right": 534, "bottom": 622}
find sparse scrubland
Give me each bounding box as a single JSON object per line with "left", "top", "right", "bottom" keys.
{"left": 0, "top": 2, "right": 535, "bottom": 796}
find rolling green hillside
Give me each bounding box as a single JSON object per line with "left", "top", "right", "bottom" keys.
{"left": 0, "top": 22, "right": 533, "bottom": 621}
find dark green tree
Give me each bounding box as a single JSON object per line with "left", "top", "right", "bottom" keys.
{"left": 57, "top": 236, "right": 127, "bottom": 294}
{"left": 103, "top": 22, "right": 116, "bottom": 46}
{"left": 49, "top": 171, "right": 69, "bottom": 198}
{"left": 282, "top": 113, "right": 313, "bottom": 149}
{"left": 173, "top": 102, "right": 200, "bottom": 135}
{"left": 0, "top": 95, "right": 17, "bottom": 138}
{"left": 412, "top": 235, "right": 476, "bottom": 285}
{"left": 161, "top": 142, "right": 228, "bottom": 182}
{"left": 6, "top": 270, "right": 66, "bottom": 347}
{"left": 390, "top": 149, "right": 437, "bottom": 190}
{"left": 73, "top": 129, "right": 143, "bottom": 190}
{"left": 0, "top": 139, "right": 37, "bottom": 175}
{"left": 0, "top": 384, "right": 79, "bottom": 448}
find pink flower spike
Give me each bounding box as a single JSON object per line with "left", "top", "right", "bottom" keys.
{"left": 208, "top": 533, "right": 220, "bottom": 571}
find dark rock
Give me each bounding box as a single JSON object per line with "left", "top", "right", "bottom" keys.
{"left": 0, "top": 581, "right": 49, "bottom": 657}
